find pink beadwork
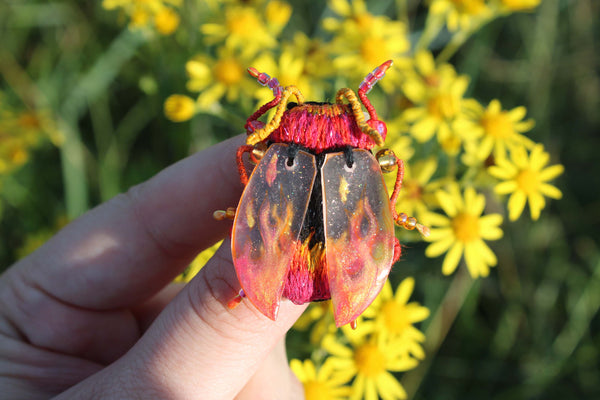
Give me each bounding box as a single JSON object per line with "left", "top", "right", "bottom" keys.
{"left": 269, "top": 103, "right": 379, "bottom": 152}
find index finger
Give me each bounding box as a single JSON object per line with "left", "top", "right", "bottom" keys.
{"left": 12, "top": 135, "right": 246, "bottom": 309}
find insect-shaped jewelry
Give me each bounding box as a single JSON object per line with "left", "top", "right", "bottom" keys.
{"left": 215, "top": 60, "right": 428, "bottom": 327}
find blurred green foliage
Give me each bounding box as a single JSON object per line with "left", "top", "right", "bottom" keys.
{"left": 1, "top": 0, "right": 598, "bottom": 399}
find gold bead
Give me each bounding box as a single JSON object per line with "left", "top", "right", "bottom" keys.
{"left": 250, "top": 142, "right": 268, "bottom": 164}
{"left": 376, "top": 148, "right": 397, "bottom": 173}
{"left": 396, "top": 212, "right": 408, "bottom": 225}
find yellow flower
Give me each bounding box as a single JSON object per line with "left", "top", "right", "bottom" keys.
{"left": 460, "top": 99, "right": 535, "bottom": 162}
{"left": 185, "top": 46, "right": 259, "bottom": 109}
{"left": 424, "top": 185, "right": 504, "bottom": 277}
{"left": 154, "top": 7, "right": 180, "bottom": 35}
{"left": 429, "top": 0, "right": 493, "bottom": 32}
{"left": 201, "top": 3, "right": 290, "bottom": 57}
{"left": 174, "top": 240, "right": 223, "bottom": 283}
{"left": 322, "top": 0, "right": 370, "bottom": 33}
{"left": 285, "top": 32, "right": 336, "bottom": 81}
{"left": 489, "top": 145, "right": 564, "bottom": 221}
{"left": 250, "top": 39, "right": 331, "bottom": 105}
{"left": 0, "top": 107, "right": 62, "bottom": 176}
{"left": 102, "top": 0, "right": 182, "bottom": 34}
{"left": 290, "top": 359, "right": 352, "bottom": 400}
{"left": 325, "top": 0, "right": 411, "bottom": 90}
{"left": 385, "top": 134, "right": 415, "bottom": 164}
{"left": 164, "top": 94, "right": 196, "bottom": 122}
{"left": 323, "top": 333, "right": 418, "bottom": 400}
{"left": 293, "top": 301, "right": 337, "bottom": 345}
{"left": 402, "top": 51, "right": 480, "bottom": 151}
{"left": 362, "top": 278, "right": 430, "bottom": 360}
{"left": 265, "top": 0, "right": 293, "bottom": 34}
{"left": 496, "top": 0, "right": 541, "bottom": 12}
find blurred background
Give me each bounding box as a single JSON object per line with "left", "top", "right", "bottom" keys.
{"left": 0, "top": 0, "right": 598, "bottom": 399}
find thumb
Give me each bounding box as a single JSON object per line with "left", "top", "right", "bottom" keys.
{"left": 57, "top": 239, "right": 307, "bottom": 399}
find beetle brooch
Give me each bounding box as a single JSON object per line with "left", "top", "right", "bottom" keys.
{"left": 214, "top": 60, "right": 428, "bottom": 327}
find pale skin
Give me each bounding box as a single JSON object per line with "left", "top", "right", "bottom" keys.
{"left": 0, "top": 136, "right": 307, "bottom": 399}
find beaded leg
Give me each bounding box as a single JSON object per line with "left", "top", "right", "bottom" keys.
{"left": 389, "top": 157, "right": 430, "bottom": 237}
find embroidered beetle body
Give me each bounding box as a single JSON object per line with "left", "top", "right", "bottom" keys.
{"left": 215, "top": 61, "right": 428, "bottom": 327}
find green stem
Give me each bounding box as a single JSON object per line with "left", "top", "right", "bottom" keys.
{"left": 396, "top": 0, "right": 409, "bottom": 28}
{"left": 58, "top": 119, "right": 88, "bottom": 218}
{"left": 89, "top": 95, "right": 120, "bottom": 201}
{"left": 415, "top": 14, "right": 445, "bottom": 52}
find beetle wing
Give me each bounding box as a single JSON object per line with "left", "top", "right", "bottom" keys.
{"left": 232, "top": 143, "right": 316, "bottom": 320}
{"left": 322, "top": 149, "right": 395, "bottom": 327}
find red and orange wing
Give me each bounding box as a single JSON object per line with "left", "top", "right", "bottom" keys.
{"left": 232, "top": 143, "right": 316, "bottom": 320}
{"left": 321, "top": 149, "right": 395, "bottom": 327}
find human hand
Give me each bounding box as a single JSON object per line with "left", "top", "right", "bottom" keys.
{"left": 0, "top": 136, "right": 307, "bottom": 399}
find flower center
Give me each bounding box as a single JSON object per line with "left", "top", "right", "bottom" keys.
{"left": 440, "top": 135, "right": 462, "bottom": 155}
{"left": 354, "top": 343, "right": 386, "bottom": 377}
{"left": 304, "top": 381, "right": 334, "bottom": 400}
{"left": 404, "top": 179, "right": 423, "bottom": 200}
{"left": 354, "top": 14, "right": 374, "bottom": 31}
{"left": 213, "top": 58, "right": 243, "bottom": 86}
{"left": 226, "top": 8, "right": 262, "bottom": 36}
{"left": 452, "top": 212, "right": 480, "bottom": 242}
{"left": 450, "top": 0, "right": 487, "bottom": 14}
{"left": 424, "top": 73, "right": 441, "bottom": 88}
{"left": 18, "top": 112, "right": 41, "bottom": 129}
{"left": 481, "top": 112, "right": 514, "bottom": 139}
{"left": 360, "top": 37, "right": 387, "bottom": 66}
{"left": 9, "top": 146, "right": 28, "bottom": 165}
{"left": 382, "top": 301, "right": 409, "bottom": 335}
{"left": 427, "top": 93, "right": 458, "bottom": 120}
{"left": 516, "top": 169, "right": 539, "bottom": 195}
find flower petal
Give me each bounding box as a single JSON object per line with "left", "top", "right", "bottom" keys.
{"left": 364, "top": 378, "right": 378, "bottom": 400}
{"left": 507, "top": 105, "right": 526, "bottom": 121}
{"left": 477, "top": 240, "right": 498, "bottom": 266}
{"left": 405, "top": 303, "right": 431, "bottom": 322}
{"left": 442, "top": 242, "right": 464, "bottom": 275}
{"left": 395, "top": 277, "right": 415, "bottom": 304}
{"left": 387, "top": 356, "right": 419, "bottom": 371}
{"left": 322, "top": 335, "right": 353, "bottom": 357}
{"left": 488, "top": 99, "right": 502, "bottom": 114}
{"left": 508, "top": 191, "right": 527, "bottom": 221}
{"left": 539, "top": 183, "right": 563, "bottom": 199}
{"left": 436, "top": 190, "right": 458, "bottom": 217}
{"left": 378, "top": 371, "right": 407, "bottom": 400}
{"left": 539, "top": 164, "right": 564, "bottom": 181}
{"left": 489, "top": 161, "right": 518, "bottom": 179}
{"left": 495, "top": 180, "right": 518, "bottom": 195}
{"left": 289, "top": 359, "right": 306, "bottom": 381}
{"left": 411, "top": 116, "right": 438, "bottom": 142}
{"left": 464, "top": 242, "right": 486, "bottom": 278}
{"left": 426, "top": 227, "right": 453, "bottom": 242}
{"left": 422, "top": 212, "right": 451, "bottom": 227}
{"left": 528, "top": 192, "right": 546, "bottom": 220}
{"left": 415, "top": 50, "right": 435, "bottom": 76}
{"left": 479, "top": 213, "right": 503, "bottom": 230}
{"left": 425, "top": 235, "right": 455, "bottom": 258}
{"left": 417, "top": 157, "right": 438, "bottom": 184}
{"left": 530, "top": 145, "right": 549, "bottom": 170}
{"left": 351, "top": 374, "right": 365, "bottom": 400}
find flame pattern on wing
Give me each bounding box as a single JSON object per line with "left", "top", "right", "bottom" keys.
{"left": 232, "top": 144, "right": 316, "bottom": 320}
{"left": 322, "top": 150, "right": 395, "bottom": 326}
